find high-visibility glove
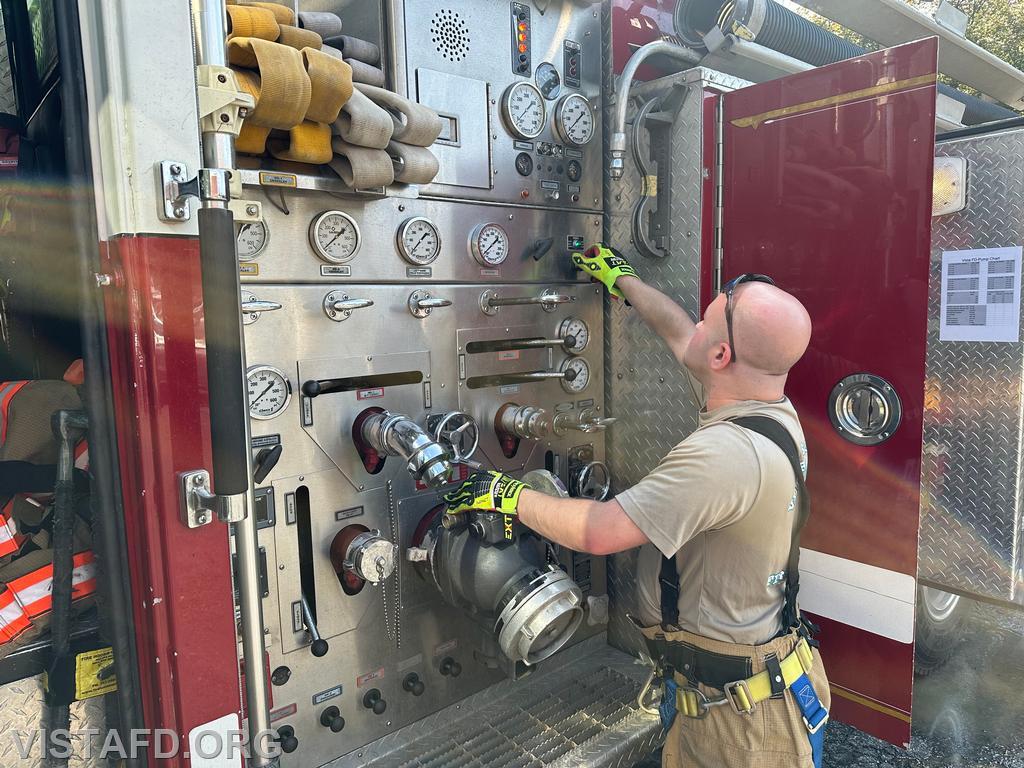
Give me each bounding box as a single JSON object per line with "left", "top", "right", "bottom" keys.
{"left": 443, "top": 471, "right": 529, "bottom": 516}
{"left": 571, "top": 243, "right": 638, "bottom": 301}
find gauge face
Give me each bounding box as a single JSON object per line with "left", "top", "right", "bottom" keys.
{"left": 470, "top": 223, "right": 510, "bottom": 267}
{"left": 554, "top": 94, "right": 595, "bottom": 147}
{"left": 515, "top": 152, "right": 534, "bottom": 177}
{"left": 566, "top": 159, "right": 582, "bottom": 183}
{"left": 236, "top": 221, "right": 269, "bottom": 261}
{"left": 309, "top": 210, "right": 360, "bottom": 263}
{"left": 560, "top": 357, "right": 591, "bottom": 394}
{"left": 247, "top": 365, "right": 291, "bottom": 420}
{"left": 501, "top": 82, "right": 546, "bottom": 140}
{"left": 535, "top": 62, "right": 561, "bottom": 100}
{"left": 559, "top": 317, "right": 590, "bottom": 354}
{"left": 397, "top": 217, "right": 441, "bottom": 265}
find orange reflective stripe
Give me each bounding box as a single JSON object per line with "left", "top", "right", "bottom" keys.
{"left": 8, "top": 551, "right": 96, "bottom": 619}
{"left": 0, "top": 588, "right": 30, "bottom": 643}
{"left": 0, "top": 499, "right": 17, "bottom": 558}
{"left": 0, "top": 381, "right": 29, "bottom": 445}
{"left": 74, "top": 440, "right": 89, "bottom": 471}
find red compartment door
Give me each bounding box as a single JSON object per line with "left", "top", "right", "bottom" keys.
{"left": 719, "top": 38, "right": 937, "bottom": 746}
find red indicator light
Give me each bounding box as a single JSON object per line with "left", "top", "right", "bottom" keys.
{"left": 518, "top": 43, "right": 527, "bottom": 53}
{"left": 518, "top": 22, "right": 527, "bottom": 31}
{"left": 518, "top": 33, "right": 526, "bottom": 42}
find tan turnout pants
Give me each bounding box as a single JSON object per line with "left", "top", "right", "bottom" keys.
{"left": 641, "top": 625, "right": 830, "bottom": 768}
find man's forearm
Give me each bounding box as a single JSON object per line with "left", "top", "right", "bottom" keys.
{"left": 616, "top": 275, "right": 695, "bottom": 363}
{"left": 516, "top": 490, "right": 649, "bottom": 555}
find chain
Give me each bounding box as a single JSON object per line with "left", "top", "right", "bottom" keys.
{"left": 383, "top": 480, "right": 401, "bottom": 649}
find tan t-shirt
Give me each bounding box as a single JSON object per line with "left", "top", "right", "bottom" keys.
{"left": 616, "top": 372, "right": 807, "bottom": 645}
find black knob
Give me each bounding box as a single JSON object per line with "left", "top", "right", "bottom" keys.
{"left": 253, "top": 444, "right": 283, "bottom": 484}
{"left": 440, "top": 657, "right": 462, "bottom": 677}
{"left": 302, "top": 379, "right": 322, "bottom": 397}
{"left": 310, "top": 638, "right": 329, "bottom": 657}
{"left": 320, "top": 706, "right": 345, "bottom": 733}
{"left": 363, "top": 688, "right": 387, "bottom": 715}
{"left": 271, "top": 666, "right": 291, "bottom": 686}
{"left": 403, "top": 673, "right": 426, "bottom": 696}
{"left": 276, "top": 725, "right": 299, "bottom": 754}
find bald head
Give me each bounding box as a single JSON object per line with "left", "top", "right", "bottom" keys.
{"left": 731, "top": 283, "right": 812, "bottom": 376}
{"left": 683, "top": 281, "right": 812, "bottom": 403}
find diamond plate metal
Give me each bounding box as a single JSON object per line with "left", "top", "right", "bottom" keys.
{"left": 323, "top": 635, "right": 660, "bottom": 768}
{"left": 921, "top": 128, "right": 1024, "bottom": 605}
{"left": 601, "top": 61, "right": 722, "bottom": 658}
{"left": 0, "top": 676, "right": 106, "bottom": 767}
{"left": 0, "top": 12, "right": 15, "bottom": 117}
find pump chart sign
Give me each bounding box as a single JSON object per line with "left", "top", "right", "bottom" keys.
{"left": 940, "top": 246, "right": 1022, "bottom": 343}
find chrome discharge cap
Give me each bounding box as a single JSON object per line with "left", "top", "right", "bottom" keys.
{"left": 344, "top": 531, "right": 397, "bottom": 584}
{"left": 495, "top": 567, "right": 584, "bottom": 665}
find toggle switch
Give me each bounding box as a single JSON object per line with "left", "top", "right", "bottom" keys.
{"left": 275, "top": 725, "right": 298, "bottom": 754}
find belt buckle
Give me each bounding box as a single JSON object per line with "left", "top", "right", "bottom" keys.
{"left": 724, "top": 679, "right": 756, "bottom": 715}
{"left": 803, "top": 708, "right": 829, "bottom": 734}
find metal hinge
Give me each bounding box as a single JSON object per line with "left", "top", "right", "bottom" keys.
{"left": 713, "top": 94, "right": 725, "bottom": 293}
{"left": 179, "top": 469, "right": 246, "bottom": 528}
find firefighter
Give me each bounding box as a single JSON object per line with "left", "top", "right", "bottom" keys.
{"left": 444, "top": 245, "right": 828, "bottom": 768}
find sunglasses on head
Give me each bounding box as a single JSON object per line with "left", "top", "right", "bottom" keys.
{"left": 721, "top": 273, "right": 775, "bottom": 364}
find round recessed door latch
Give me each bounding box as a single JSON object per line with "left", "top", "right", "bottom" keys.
{"left": 828, "top": 373, "right": 902, "bottom": 446}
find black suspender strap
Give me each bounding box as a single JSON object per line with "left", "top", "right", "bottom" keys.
{"left": 657, "top": 415, "right": 809, "bottom": 633}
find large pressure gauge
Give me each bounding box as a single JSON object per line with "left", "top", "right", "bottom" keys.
{"left": 236, "top": 221, "right": 269, "bottom": 261}
{"left": 501, "top": 82, "right": 546, "bottom": 140}
{"left": 309, "top": 210, "right": 361, "bottom": 263}
{"left": 469, "top": 223, "right": 510, "bottom": 266}
{"left": 560, "top": 357, "right": 591, "bottom": 394}
{"left": 559, "top": 317, "right": 590, "bottom": 354}
{"left": 554, "top": 94, "right": 595, "bottom": 146}
{"left": 397, "top": 217, "right": 441, "bottom": 265}
{"left": 247, "top": 365, "right": 292, "bottom": 420}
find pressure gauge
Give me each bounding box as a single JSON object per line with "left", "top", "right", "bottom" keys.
{"left": 309, "top": 210, "right": 361, "bottom": 263}
{"left": 560, "top": 357, "right": 591, "bottom": 394}
{"left": 554, "top": 94, "right": 595, "bottom": 147}
{"left": 559, "top": 317, "right": 590, "bottom": 354}
{"left": 397, "top": 217, "right": 441, "bottom": 266}
{"left": 236, "top": 221, "right": 269, "bottom": 261}
{"left": 470, "top": 223, "right": 510, "bottom": 267}
{"left": 501, "top": 82, "right": 546, "bottom": 140}
{"left": 247, "top": 365, "right": 292, "bottom": 420}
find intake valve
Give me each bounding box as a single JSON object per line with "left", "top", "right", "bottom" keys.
{"left": 359, "top": 410, "right": 453, "bottom": 486}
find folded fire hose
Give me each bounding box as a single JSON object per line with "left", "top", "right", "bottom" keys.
{"left": 323, "top": 34, "right": 381, "bottom": 66}
{"left": 276, "top": 24, "right": 323, "bottom": 52}
{"left": 301, "top": 48, "right": 352, "bottom": 124}
{"left": 387, "top": 140, "right": 440, "bottom": 185}
{"left": 297, "top": 11, "right": 343, "bottom": 40}
{"left": 270, "top": 121, "right": 334, "bottom": 165}
{"left": 229, "top": 43, "right": 310, "bottom": 127}
{"left": 345, "top": 57, "right": 386, "bottom": 88}
{"left": 330, "top": 138, "right": 396, "bottom": 188}
{"left": 225, "top": 5, "right": 279, "bottom": 41}
{"left": 250, "top": 2, "right": 294, "bottom": 26}
{"left": 359, "top": 84, "right": 444, "bottom": 147}
{"left": 332, "top": 87, "right": 394, "bottom": 149}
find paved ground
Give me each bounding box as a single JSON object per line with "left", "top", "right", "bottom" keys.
{"left": 631, "top": 600, "right": 1024, "bottom": 767}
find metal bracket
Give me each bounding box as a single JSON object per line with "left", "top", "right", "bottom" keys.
{"left": 197, "top": 64, "right": 254, "bottom": 136}
{"left": 159, "top": 161, "right": 262, "bottom": 223}
{"left": 179, "top": 469, "right": 246, "bottom": 528}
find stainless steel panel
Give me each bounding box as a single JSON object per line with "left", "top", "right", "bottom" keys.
{"left": 416, "top": 69, "right": 492, "bottom": 190}
{"left": 921, "top": 128, "right": 1024, "bottom": 605}
{"left": 321, "top": 635, "right": 660, "bottom": 768}
{"left": 239, "top": 192, "right": 602, "bottom": 285}
{"left": 386, "top": 0, "right": 604, "bottom": 211}
{"left": 602, "top": 68, "right": 718, "bottom": 657}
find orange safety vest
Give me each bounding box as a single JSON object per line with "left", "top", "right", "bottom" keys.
{"left": 0, "top": 551, "right": 97, "bottom": 644}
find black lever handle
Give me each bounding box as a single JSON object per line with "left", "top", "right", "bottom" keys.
{"left": 253, "top": 444, "right": 283, "bottom": 484}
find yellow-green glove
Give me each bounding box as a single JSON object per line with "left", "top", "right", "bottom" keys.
{"left": 443, "top": 471, "right": 528, "bottom": 516}
{"left": 571, "top": 244, "right": 638, "bottom": 301}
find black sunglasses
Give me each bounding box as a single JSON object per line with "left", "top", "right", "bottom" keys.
{"left": 722, "top": 273, "right": 776, "bottom": 364}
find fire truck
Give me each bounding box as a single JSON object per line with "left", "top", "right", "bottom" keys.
{"left": 0, "top": 0, "right": 1021, "bottom": 765}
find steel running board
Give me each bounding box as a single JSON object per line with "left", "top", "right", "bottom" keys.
{"left": 325, "top": 635, "right": 662, "bottom": 768}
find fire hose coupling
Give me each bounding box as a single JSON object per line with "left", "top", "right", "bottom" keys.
{"left": 498, "top": 403, "right": 615, "bottom": 440}
{"left": 341, "top": 529, "right": 397, "bottom": 584}
{"left": 360, "top": 411, "right": 453, "bottom": 486}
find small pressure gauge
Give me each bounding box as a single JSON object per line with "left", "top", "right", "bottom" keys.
{"left": 470, "top": 223, "right": 510, "bottom": 267}
{"left": 560, "top": 357, "right": 591, "bottom": 394}
{"left": 247, "top": 365, "right": 292, "bottom": 420}
{"left": 397, "top": 217, "right": 441, "bottom": 266}
{"left": 554, "top": 94, "right": 595, "bottom": 147}
{"left": 309, "top": 210, "right": 361, "bottom": 263}
{"left": 559, "top": 317, "right": 590, "bottom": 354}
{"left": 236, "top": 221, "right": 269, "bottom": 261}
{"left": 501, "top": 82, "right": 546, "bottom": 140}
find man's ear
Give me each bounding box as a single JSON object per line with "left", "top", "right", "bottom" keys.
{"left": 709, "top": 342, "right": 731, "bottom": 371}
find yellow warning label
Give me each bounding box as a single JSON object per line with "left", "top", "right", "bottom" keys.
{"left": 643, "top": 175, "right": 658, "bottom": 197}
{"left": 240, "top": 263, "right": 259, "bottom": 276}
{"left": 75, "top": 647, "right": 117, "bottom": 700}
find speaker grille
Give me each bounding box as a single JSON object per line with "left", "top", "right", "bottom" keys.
{"left": 431, "top": 9, "right": 470, "bottom": 62}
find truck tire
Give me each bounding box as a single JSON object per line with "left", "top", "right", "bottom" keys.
{"left": 914, "top": 586, "right": 975, "bottom": 676}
